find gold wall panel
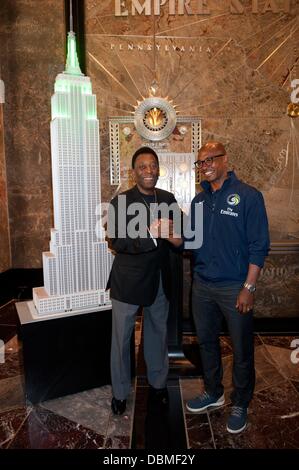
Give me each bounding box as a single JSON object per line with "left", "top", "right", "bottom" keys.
{"left": 85, "top": 0, "right": 299, "bottom": 318}
{"left": 85, "top": 0, "right": 299, "bottom": 242}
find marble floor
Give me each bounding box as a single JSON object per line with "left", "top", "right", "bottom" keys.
{"left": 0, "top": 300, "right": 299, "bottom": 450}
{"left": 181, "top": 335, "right": 299, "bottom": 449}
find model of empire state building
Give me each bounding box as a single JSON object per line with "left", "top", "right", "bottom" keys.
{"left": 32, "top": 28, "right": 113, "bottom": 316}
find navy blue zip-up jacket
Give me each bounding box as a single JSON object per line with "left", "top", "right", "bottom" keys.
{"left": 186, "top": 171, "right": 270, "bottom": 283}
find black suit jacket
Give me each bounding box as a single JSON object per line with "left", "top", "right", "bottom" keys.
{"left": 107, "top": 185, "right": 180, "bottom": 306}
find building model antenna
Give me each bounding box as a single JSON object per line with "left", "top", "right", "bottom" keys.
{"left": 70, "top": 0, "right": 74, "bottom": 32}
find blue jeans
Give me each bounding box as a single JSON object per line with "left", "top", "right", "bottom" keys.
{"left": 192, "top": 276, "right": 255, "bottom": 407}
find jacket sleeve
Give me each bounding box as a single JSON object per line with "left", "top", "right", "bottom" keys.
{"left": 107, "top": 196, "right": 157, "bottom": 254}
{"left": 245, "top": 191, "right": 270, "bottom": 268}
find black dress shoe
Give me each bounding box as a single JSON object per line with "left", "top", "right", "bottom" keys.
{"left": 111, "top": 397, "right": 127, "bottom": 415}
{"left": 148, "top": 386, "right": 169, "bottom": 406}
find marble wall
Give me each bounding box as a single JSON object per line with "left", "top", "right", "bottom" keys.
{"left": 0, "top": 104, "right": 10, "bottom": 273}
{"left": 0, "top": 0, "right": 65, "bottom": 269}
{"left": 84, "top": 0, "right": 299, "bottom": 318}
{"left": 85, "top": 0, "right": 299, "bottom": 242}
{"left": 0, "top": 0, "right": 298, "bottom": 317}
{"left": 255, "top": 246, "right": 299, "bottom": 317}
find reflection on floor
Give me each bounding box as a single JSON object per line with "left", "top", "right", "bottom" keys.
{"left": 0, "top": 301, "right": 136, "bottom": 449}
{"left": 0, "top": 301, "right": 298, "bottom": 449}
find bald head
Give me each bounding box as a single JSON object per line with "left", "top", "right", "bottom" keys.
{"left": 198, "top": 141, "right": 227, "bottom": 158}
{"left": 196, "top": 141, "right": 229, "bottom": 190}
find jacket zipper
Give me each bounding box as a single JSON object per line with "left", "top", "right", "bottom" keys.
{"left": 208, "top": 193, "right": 216, "bottom": 235}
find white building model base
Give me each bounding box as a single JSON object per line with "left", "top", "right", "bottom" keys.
{"left": 33, "top": 31, "right": 113, "bottom": 316}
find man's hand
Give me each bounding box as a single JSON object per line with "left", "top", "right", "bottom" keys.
{"left": 149, "top": 219, "right": 183, "bottom": 247}
{"left": 149, "top": 219, "right": 160, "bottom": 238}
{"left": 236, "top": 288, "right": 254, "bottom": 314}
{"left": 149, "top": 218, "right": 172, "bottom": 238}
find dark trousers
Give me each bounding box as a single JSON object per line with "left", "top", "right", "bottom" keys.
{"left": 111, "top": 276, "right": 169, "bottom": 400}
{"left": 192, "top": 276, "right": 255, "bottom": 407}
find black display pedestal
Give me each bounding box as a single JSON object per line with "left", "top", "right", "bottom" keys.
{"left": 167, "top": 250, "right": 185, "bottom": 358}
{"left": 16, "top": 302, "right": 134, "bottom": 404}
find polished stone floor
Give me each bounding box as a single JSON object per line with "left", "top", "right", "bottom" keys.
{"left": 181, "top": 335, "right": 299, "bottom": 449}
{"left": 0, "top": 301, "right": 299, "bottom": 450}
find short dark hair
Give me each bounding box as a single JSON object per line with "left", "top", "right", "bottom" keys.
{"left": 131, "top": 146, "right": 159, "bottom": 168}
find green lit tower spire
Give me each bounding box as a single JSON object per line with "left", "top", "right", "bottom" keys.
{"left": 32, "top": 0, "right": 114, "bottom": 315}
{"left": 65, "top": 0, "right": 82, "bottom": 75}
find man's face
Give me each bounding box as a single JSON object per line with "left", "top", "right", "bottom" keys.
{"left": 133, "top": 153, "right": 159, "bottom": 194}
{"left": 197, "top": 148, "right": 228, "bottom": 185}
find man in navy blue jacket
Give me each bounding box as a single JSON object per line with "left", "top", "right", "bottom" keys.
{"left": 186, "top": 141, "right": 270, "bottom": 434}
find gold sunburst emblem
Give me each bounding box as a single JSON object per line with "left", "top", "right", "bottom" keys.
{"left": 144, "top": 107, "right": 167, "bottom": 131}
{"left": 134, "top": 97, "right": 177, "bottom": 141}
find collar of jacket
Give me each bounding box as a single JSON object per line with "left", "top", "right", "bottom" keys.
{"left": 200, "top": 170, "right": 238, "bottom": 193}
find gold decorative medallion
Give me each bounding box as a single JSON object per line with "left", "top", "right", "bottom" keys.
{"left": 134, "top": 97, "right": 177, "bottom": 141}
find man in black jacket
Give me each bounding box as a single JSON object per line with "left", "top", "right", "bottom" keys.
{"left": 107, "top": 147, "right": 181, "bottom": 415}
